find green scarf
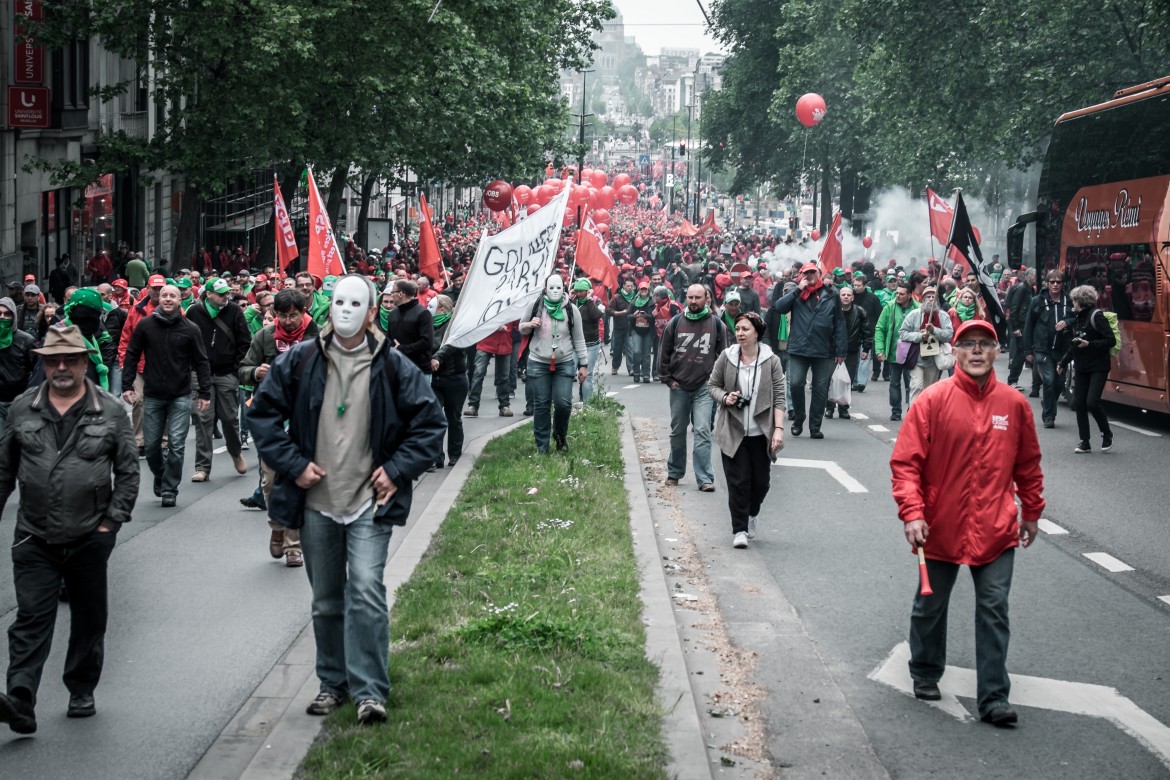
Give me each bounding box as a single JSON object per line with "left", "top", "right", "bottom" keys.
{"left": 683, "top": 306, "right": 710, "bottom": 321}
{"left": 776, "top": 311, "right": 790, "bottom": 342}
{"left": 633, "top": 292, "right": 650, "bottom": 308}
{"left": 0, "top": 318, "right": 12, "bottom": 350}
{"left": 722, "top": 311, "right": 736, "bottom": 330}
{"left": 619, "top": 289, "right": 635, "bottom": 302}
{"left": 180, "top": 296, "right": 194, "bottom": 311}
{"left": 543, "top": 295, "right": 566, "bottom": 321}
{"left": 379, "top": 306, "right": 391, "bottom": 332}
{"left": 432, "top": 311, "right": 452, "bottom": 328}
{"left": 203, "top": 298, "right": 223, "bottom": 319}
{"left": 955, "top": 300, "right": 977, "bottom": 322}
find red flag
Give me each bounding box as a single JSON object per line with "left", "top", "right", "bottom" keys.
{"left": 926, "top": 187, "right": 954, "bottom": 247}
{"left": 306, "top": 167, "right": 342, "bottom": 277}
{"left": 575, "top": 213, "right": 618, "bottom": 290}
{"left": 819, "top": 211, "right": 843, "bottom": 271}
{"left": 273, "top": 174, "right": 299, "bottom": 268}
{"left": 677, "top": 219, "right": 700, "bottom": 237}
{"left": 699, "top": 209, "right": 719, "bottom": 235}
{"left": 417, "top": 193, "right": 442, "bottom": 283}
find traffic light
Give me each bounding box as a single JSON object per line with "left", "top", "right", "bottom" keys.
{"left": 679, "top": 141, "right": 687, "bottom": 156}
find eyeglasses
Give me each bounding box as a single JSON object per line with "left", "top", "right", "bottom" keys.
{"left": 1048, "top": 280, "right": 1063, "bottom": 285}
{"left": 954, "top": 339, "right": 999, "bottom": 351}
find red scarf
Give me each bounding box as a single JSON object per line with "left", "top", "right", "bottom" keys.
{"left": 799, "top": 278, "right": 823, "bottom": 301}
{"left": 274, "top": 312, "right": 310, "bottom": 353}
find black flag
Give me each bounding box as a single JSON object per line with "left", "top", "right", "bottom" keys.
{"left": 946, "top": 191, "right": 1006, "bottom": 341}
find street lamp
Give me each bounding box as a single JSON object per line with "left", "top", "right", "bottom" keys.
{"left": 685, "top": 102, "right": 692, "bottom": 222}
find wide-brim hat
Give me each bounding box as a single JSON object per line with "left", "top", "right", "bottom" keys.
{"left": 32, "top": 325, "right": 92, "bottom": 356}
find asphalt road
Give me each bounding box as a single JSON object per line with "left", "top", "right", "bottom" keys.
{"left": 0, "top": 399, "right": 519, "bottom": 779}
{"left": 616, "top": 351, "right": 1170, "bottom": 778}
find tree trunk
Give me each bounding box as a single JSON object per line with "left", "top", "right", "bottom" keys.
{"left": 326, "top": 167, "right": 347, "bottom": 227}
{"left": 172, "top": 185, "right": 203, "bottom": 266}
{"left": 356, "top": 172, "right": 376, "bottom": 251}
{"left": 256, "top": 163, "right": 303, "bottom": 273}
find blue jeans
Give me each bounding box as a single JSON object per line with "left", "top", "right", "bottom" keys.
{"left": 629, "top": 331, "right": 653, "bottom": 380}
{"left": 786, "top": 354, "right": 835, "bottom": 430}
{"left": 528, "top": 357, "right": 576, "bottom": 452}
{"left": 1034, "top": 351, "right": 1064, "bottom": 422}
{"left": 467, "top": 351, "right": 512, "bottom": 409}
{"left": 300, "top": 508, "right": 393, "bottom": 703}
{"left": 581, "top": 342, "right": 601, "bottom": 402}
{"left": 909, "top": 548, "right": 1015, "bottom": 716}
{"left": 142, "top": 395, "right": 193, "bottom": 497}
{"left": 888, "top": 363, "right": 912, "bottom": 415}
{"left": 667, "top": 386, "right": 714, "bottom": 486}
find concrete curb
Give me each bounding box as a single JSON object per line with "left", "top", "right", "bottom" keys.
{"left": 188, "top": 419, "right": 532, "bottom": 780}
{"left": 620, "top": 413, "right": 712, "bottom": 780}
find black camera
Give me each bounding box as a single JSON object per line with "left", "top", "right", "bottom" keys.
{"left": 1073, "top": 329, "right": 1089, "bottom": 343}
{"left": 732, "top": 395, "right": 751, "bottom": 410}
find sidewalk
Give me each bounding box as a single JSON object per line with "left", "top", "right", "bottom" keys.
{"left": 189, "top": 412, "right": 713, "bottom": 780}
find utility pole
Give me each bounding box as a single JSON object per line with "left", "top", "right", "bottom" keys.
{"left": 685, "top": 102, "right": 693, "bottom": 222}
{"left": 669, "top": 114, "right": 677, "bottom": 215}
{"left": 572, "top": 69, "right": 594, "bottom": 225}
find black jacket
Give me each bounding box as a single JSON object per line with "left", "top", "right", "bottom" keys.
{"left": 239, "top": 319, "right": 320, "bottom": 387}
{"left": 774, "top": 285, "right": 848, "bottom": 359}
{"left": 431, "top": 320, "right": 467, "bottom": 378}
{"left": 0, "top": 330, "right": 36, "bottom": 403}
{"left": 102, "top": 306, "right": 127, "bottom": 365}
{"left": 1059, "top": 307, "right": 1115, "bottom": 374}
{"left": 0, "top": 379, "right": 139, "bottom": 542}
{"left": 575, "top": 298, "right": 604, "bottom": 344}
{"left": 385, "top": 299, "right": 434, "bottom": 374}
{"left": 186, "top": 299, "right": 251, "bottom": 376}
{"left": 1022, "top": 292, "right": 1072, "bottom": 356}
{"left": 853, "top": 287, "right": 883, "bottom": 332}
{"left": 1006, "top": 281, "right": 1034, "bottom": 332}
{"left": 249, "top": 330, "right": 447, "bottom": 529}
{"left": 842, "top": 306, "right": 872, "bottom": 354}
{"left": 122, "top": 310, "right": 212, "bottom": 400}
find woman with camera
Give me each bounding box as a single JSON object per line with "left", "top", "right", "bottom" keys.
{"left": 709, "top": 312, "right": 786, "bottom": 549}
{"left": 1057, "top": 284, "right": 1115, "bottom": 454}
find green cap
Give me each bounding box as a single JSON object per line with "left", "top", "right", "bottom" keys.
{"left": 208, "top": 278, "right": 232, "bottom": 295}
{"left": 64, "top": 287, "right": 104, "bottom": 314}
{"left": 572, "top": 279, "right": 592, "bottom": 292}
{"left": 175, "top": 277, "right": 193, "bottom": 289}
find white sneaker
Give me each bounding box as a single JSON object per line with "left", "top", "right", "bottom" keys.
{"left": 356, "top": 699, "right": 387, "bottom": 724}
{"left": 733, "top": 532, "right": 748, "bottom": 549}
{"left": 747, "top": 516, "right": 758, "bottom": 538}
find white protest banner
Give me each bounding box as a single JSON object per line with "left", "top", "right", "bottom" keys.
{"left": 443, "top": 184, "right": 571, "bottom": 349}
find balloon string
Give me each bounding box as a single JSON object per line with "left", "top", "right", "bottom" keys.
{"left": 799, "top": 129, "right": 809, "bottom": 228}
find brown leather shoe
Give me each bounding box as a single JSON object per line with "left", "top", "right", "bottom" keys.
{"left": 269, "top": 530, "right": 285, "bottom": 559}
{"left": 233, "top": 454, "right": 248, "bottom": 475}
{"left": 285, "top": 549, "right": 304, "bottom": 567}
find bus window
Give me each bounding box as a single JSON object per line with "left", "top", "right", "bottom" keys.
{"left": 1064, "top": 243, "right": 1155, "bottom": 322}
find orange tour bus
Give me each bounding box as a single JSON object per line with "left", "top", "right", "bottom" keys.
{"left": 1008, "top": 75, "right": 1170, "bottom": 413}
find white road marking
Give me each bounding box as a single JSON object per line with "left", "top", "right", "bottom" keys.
{"left": 1038, "top": 518, "right": 1068, "bottom": 535}
{"left": 606, "top": 391, "right": 619, "bottom": 397}
{"left": 1112, "top": 421, "right": 1162, "bottom": 438}
{"left": 1083, "top": 552, "right": 1134, "bottom": 572}
{"left": 213, "top": 446, "right": 227, "bottom": 454}
{"left": 868, "top": 424, "right": 889, "bottom": 432}
{"left": 1159, "top": 596, "right": 1170, "bottom": 606}
{"left": 775, "top": 457, "right": 867, "bottom": 493}
{"left": 622, "top": 384, "right": 640, "bottom": 390}
{"left": 870, "top": 642, "right": 1170, "bottom": 768}
{"left": 850, "top": 412, "right": 869, "bottom": 420}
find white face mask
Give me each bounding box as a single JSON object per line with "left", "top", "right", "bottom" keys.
{"left": 545, "top": 275, "right": 564, "bottom": 303}
{"left": 330, "top": 276, "right": 371, "bottom": 338}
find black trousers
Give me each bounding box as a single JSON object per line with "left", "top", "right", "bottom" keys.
{"left": 1072, "top": 368, "right": 1111, "bottom": 443}
{"left": 431, "top": 374, "right": 469, "bottom": 462}
{"left": 8, "top": 529, "right": 116, "bottom": 706}
{"left": 720, "top": 435, "right": 772, "bottom": 534}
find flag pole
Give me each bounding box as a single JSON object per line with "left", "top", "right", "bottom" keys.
{"left": 926, "top": 188, "right": 938, "bottom": 264}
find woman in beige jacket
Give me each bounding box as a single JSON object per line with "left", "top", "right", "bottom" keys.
{"left": 708, "top": 312, "right": 787, "bottom": 549}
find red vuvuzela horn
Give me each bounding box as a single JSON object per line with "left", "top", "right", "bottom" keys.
{"left": 917, "top": 546, "right": 933, "bottom": 596}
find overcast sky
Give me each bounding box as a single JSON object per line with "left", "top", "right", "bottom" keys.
{"left": 611, "top": 0, "right": 725, "bottom": 56}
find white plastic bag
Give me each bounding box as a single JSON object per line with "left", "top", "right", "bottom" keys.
{"left": 829, "top": 363, "right": 852, "bottom": 407}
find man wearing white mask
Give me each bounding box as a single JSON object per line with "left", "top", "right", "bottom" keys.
{"left": 249, "top": 274, "right": 446, "bottom": 726}
{"left": 519, "top": 273, "right": 587, "bottom": 453}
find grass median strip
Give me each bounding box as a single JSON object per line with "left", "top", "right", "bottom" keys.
{"left": 299, "top": 404, "right": 670, "bottom": 778}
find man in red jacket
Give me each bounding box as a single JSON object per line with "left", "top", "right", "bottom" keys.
{"left": 890, "top": 318, "right": 1044, "bottom": 728}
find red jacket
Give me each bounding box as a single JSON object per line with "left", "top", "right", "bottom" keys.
{"left": 476, "top": 321, "right": 516, "bottom": 355}
{"left": 118, "top": 295, "right": 158, "bottom": 370}
{"left": 890, "top": 369, "right": 1044, "bottom": 566}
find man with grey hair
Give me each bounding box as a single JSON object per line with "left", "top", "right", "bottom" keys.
{"left": 0, "top": 296, "right": 36, "bottom": 427}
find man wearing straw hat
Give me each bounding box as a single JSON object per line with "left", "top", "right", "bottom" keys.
{"left": 0, "top": 326, "right": 139, "bottom": 732}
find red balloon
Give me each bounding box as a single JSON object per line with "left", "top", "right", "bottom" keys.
{"left": 643, "top": 226, "right": 653, "bottom": 236}
{"left": 563, "top": 208, "right": 576, "bottom": 226}
{"left": 580, "top": 167, "right": 594, "bottom": 184}
{"left": 862, "top": 236, "right": 873, "bottom": 249}
{"left": 543, "top": 177, "right": 564, "bottom": 193}
{"left": 513, "top": 184, "right": 533, "bottom": 206}
{"left": 617, "top": 184, "right": 639, "bottom": 206}
{"left": 597, "top": 186, "right": 617, "bottom": 209}
{"left": 482, "top": 180, "right": 513, "bottom": 212}
{"left": 634, "top": 236, "right": 644, "bottom": 248}
{"left": 811, "top": 229, "right": 821, "bottom": 241}
{"left": 590, "top": 170, "right": 608, "bottom": 189}
{"left": 587, "top": 188, "right": 599, "bottom": 209}
{"left": 612, "top": 173, "right": 632, "bottom": 190}
{"left": 528, "top": 202, "right": 542, "bottom": 214}
{"left": 595, "top": 221, "right": 609, "bottom": 235}
{"left": 592, "top": 208, "right": 611, "bottom": 225}
{"left": 569, "top": 184, "right": 590, "bottom": 207}
{"left": 796, "top": 93, "right": 827, "bottom": 127}
{"left": 535, "top": 185, "right": 555, "bottom": 206}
